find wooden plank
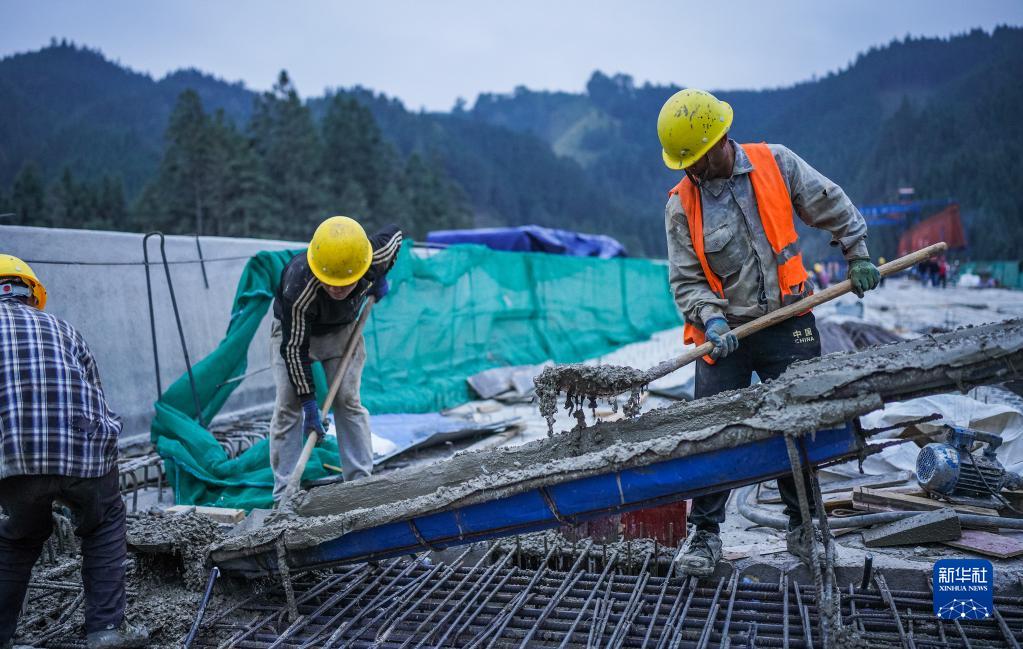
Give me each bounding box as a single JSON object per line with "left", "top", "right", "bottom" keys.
{"left": 758, "top": 472, "right": 914, "bottom": 504}
{"left": 862, "top": 509, "right": 961, "bottom": 548}
{"left": 943, "top": 529, "right": 1023, "bottom": 559}
{"left": 166, "top": 504, "right": 245, "bottom": 524}
{"left": 757, "top": 470, "right": 916, "bottom": 505}
{"left": 852, "top": 487, "right": 1000, "bottom": 517}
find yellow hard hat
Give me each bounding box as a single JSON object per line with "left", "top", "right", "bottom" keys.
{"left": 0, "top": 254, "right": 47, "bottom": 310}
{"left": 814, "top": 263, "right": 824, "bottom": 273}
{"left": 306, "top": 216, "right": 373, "bottom": 286}
{"left": 657, "top": 89, "right": 733, "bottom": 170}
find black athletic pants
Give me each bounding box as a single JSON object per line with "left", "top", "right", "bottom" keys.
{"left": 688, "top": 312, "right": 821, "bottom": 534}
{"left": 0, "top": 467, "right": 127, "bottom": 641}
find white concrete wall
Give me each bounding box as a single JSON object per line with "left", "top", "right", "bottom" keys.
{"left": 2, "top": 225, "right": 303, "bottom": 444}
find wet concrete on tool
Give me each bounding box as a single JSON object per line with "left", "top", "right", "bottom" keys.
{"left": 534, "top": 363, "right": 646, "bottom": 434}
{"left": 211, "top": 320, "right": 1023, "bottom": 561}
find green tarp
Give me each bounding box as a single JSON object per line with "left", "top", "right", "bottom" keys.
{"left": 958, "top": 261, "right": 1023, "bottom": 289}
{"left": 152, "top": 241, "right": 682, "bottom": 509}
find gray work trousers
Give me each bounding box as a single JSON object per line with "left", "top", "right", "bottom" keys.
{"left": 269, "top": 318, "right": 374, "bottom": 501}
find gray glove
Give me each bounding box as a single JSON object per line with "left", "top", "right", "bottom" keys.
{"left": 705, "top": 317, "right": 738, "bottom": 360}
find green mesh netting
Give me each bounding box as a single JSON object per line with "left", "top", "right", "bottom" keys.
{"left": 152, "top": 241, "right": 681, "bottom": 509}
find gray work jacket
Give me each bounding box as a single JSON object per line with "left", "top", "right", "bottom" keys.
{"left": 665, "top": 140, "right": 869, "bottom": 328}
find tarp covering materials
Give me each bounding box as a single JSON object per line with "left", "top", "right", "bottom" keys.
{"left": 426, "top": 225, "right": 626, "bottom": 258}
{"left": 826, "top": 394, "right": 1023, "bottom": 478}
{"left": 152, "top": 241, "right": 680, "bottom": 509}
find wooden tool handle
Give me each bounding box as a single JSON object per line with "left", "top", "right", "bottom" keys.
{"left": 280, "top": 297, "right": 377, "bottom": 504}
{"left": 639, "top": 242, "right": 948, "bottom": 384}
{"left": 320, "top": 296, "right": 377, "bottom": 420}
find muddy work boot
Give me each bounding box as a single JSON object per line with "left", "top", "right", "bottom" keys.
{"left": 673, "top": 529, "right": 722, "bottom": 577}
{"left": 786, "top": 525, "right": 825, "bottom": 565}
{"left": 86, "top": 622, "right": 149, "bottom": 649}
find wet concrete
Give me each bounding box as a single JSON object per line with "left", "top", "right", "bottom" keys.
{"left": 211, "top": 320, "right": 1023, "bottom": 563}
{"left": 127, "top": 510, "right": 226, "bottom": 590}
{"left": 16, "top": 524, "right": 232, "bottom": 648}
{"left": 534, "top": 363, "right": 646, "bottom": 433}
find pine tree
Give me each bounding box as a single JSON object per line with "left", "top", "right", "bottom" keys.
{"left": 163, "top": 89, "right": 213, "bottom": 235}
{"left": 374, "top": 181, "right": 413, "bottom": 231}
{"left": 403, "top": 153, "right": 473, "bottom": 238}
{"left": 10, "top": 163, "right": 46, "bottom": 226}
{"left": 249, "top": 71, "right": 328, "bottom": 240}
{"left": 96, "top": 176, "right": 127, "bottom": 230}
{"left": 335, "top": 179, "right": 371, "bottom": 227}
{"left": 321, "top": 94, "right": 392, "bottom": 210}
{"left": 46, "top": 168, "right": 78, "bottom": 229}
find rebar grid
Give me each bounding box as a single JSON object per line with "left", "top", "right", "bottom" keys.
{"left": 193, "top": 554, "right": 1023, "bottom": 649}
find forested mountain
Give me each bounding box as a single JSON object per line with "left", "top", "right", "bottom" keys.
{"left": 468, "top": 26, "right": 1023, "bottom": 259}
{"left": 2, "top": 28, "right": 1022, "bottom": 258}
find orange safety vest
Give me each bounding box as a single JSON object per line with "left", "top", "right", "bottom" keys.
{"left": 669, "top": 142, "right": 812, "bottom": 362}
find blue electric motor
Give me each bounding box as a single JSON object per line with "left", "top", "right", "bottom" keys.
{"left": 916, "top": 426, "right": 1022, "bottom": 503}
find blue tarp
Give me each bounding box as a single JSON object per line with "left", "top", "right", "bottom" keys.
{"left": 366, "top": 413, "right": 517, "bottom": 463}
{"left": 426, "top": 225, "right": 626, "bottom": 258}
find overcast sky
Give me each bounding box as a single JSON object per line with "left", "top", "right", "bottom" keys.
{"left": 3, "top": 1, "right": 1021, "bottom": 111}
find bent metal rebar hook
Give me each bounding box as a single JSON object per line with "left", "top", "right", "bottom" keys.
{"left": 143, "top": 231, "right": 204, "bottom": 427}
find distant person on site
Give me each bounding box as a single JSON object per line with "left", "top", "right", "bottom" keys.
{"left": 812, "top": 263, "right": 829, "bottom": 289}
{"left": 657, "top": 89, "right": 880, "bottom": 576}
{"left": 937, "top": 256, "right": 949, "bottom": 289}
{"left": 0, "top": 255, "right": 148, "bottom": 649}
{"left": 270, "top": 216, "right": 402, "bottom": 502}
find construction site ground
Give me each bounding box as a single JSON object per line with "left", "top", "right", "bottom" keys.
{"left": 14, "top": 277, "right": 1023, "bottom": 648}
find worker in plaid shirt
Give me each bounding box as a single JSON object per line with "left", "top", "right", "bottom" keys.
{"left": 0, "top": 255, "right": 147, "bottom": 649}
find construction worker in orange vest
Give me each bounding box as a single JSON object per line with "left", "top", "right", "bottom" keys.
{"left": 658, "top": 89, "right": 880, "bottom": 577}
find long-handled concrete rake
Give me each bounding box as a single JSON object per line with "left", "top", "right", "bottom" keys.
{"left": 279, "top": 296, "right": 377, "bottom": 505}
{"left": 535, "top": 242, "right": 948, "bottom": 432}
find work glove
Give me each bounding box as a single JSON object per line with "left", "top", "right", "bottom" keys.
{"left": 301, "top": 398, "right": 324, "bottom": 440}
{"left": 847, "top": 258, "right": 881, "bottom": 298}
{"left": 367, "top": 277, "right": 389, "bottom": 302}
{"left": 704, "top": 317, "right": 739, "bottom": 360}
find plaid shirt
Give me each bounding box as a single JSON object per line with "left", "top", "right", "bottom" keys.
{"left": 0, "top": 298, "right": 121, "bottom": 479}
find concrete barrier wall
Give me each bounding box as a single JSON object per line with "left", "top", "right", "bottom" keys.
{"left": 2, "top": 225, "right": 303, "bottom": 444}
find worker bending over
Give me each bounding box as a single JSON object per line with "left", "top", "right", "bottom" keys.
{"left": 658, "top": 89, "right": 880, "bottom": 576}
{"left": 270, "top": 216, "right": 402, "bottom": 502}
{"left": 0, "top": 255, "right": 147, "bottom": 648}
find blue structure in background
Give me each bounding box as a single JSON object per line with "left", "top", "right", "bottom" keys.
{"left": 426, "top": 225, "right": 627, "bottom": 258}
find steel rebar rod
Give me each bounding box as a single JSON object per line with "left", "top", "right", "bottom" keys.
{"left": 604, "top": 551, "right": 652, "bottom": 649}
{"left": 718, "top": 571, "right": 741, "bottom": 649}
{"left": 321, "top": 558, "right": 430, "bottom": 649}
{"left": 294, "top": 560, "right": 412, "bottom": 649}
{"left": 366, "top": 547, "right": 476, "bottom": 648}
{"left": 655, "top": 576, "right": 697, "bottom": 649}
{"left": 639, "top": 557, "right": 676, "bottom": 649}
{"left": 518, "top": 540, "right": 594, "bottom": 649}
{"left": 991, "top": 607, "right": 1021, "bottom": 649}
{"left": 792, "top": 579, "right": 813, "bottom": 649}
{"left": 692, "top": 576, "right": 726, "bottom": 649}
{"left": 875, "top": 572, "right": 914, "bottom": 649}
{"left": 425, "top": 553, "right": 515, "bottom": 649}
{"left": 556, "top": 551, "right": 620, "bottom": 649}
